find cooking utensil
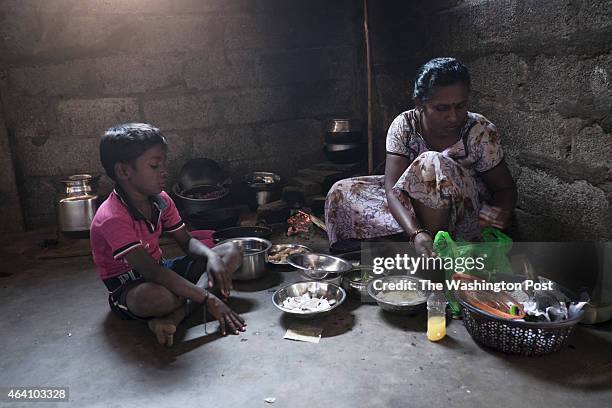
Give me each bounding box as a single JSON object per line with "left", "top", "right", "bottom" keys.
{"left": 243, "top": 172, "right": 281, "bottom": 207}
{"left": 367, "top": 275, "right": 429, "bottom": 314}
{"left": 178, "top": 158, "right": 230, "bottom": 191}
{"left": 325, "top": 118, "right": 361, "bottom": 133}
{"left": 57, "top": 174, "right": 99, "bottom": 237}
{"left": 212, "top": 225, "right": 272, "bottom": 243}
{"left": 267, "top": 244, "right": 312, "bottom": 265}
{"left": 325, "top": 132, "right": 364, "bottom": 144}
{"left": 172, "top": 183, "right": 229, "bottom": 216}
{"left": 218, "top": 237, "right": 272, "bottom": 281}
{"left": 325, "top": 118, "right": 363, "bottom": 144}
{"left": 272, "top": 281, "right": 346, "bottom": 319}
{"left": 287, "top": 253, "right": 352, "bottom": 280}
{"left": 342, "top": 266, "right": 376, "bottom": 302}
{"left": 325, "top": 143, "right": 363, "bottom": 151}
{"left": 243, "top": 172, "right": 281, "bottom": 190}
{"left": 324, "top": 143, "right": 364, "bottom": 164}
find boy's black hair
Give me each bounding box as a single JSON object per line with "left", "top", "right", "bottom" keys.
{"left": 413, "top": 57, "right": 471, "bottom": 101}
{"left": 100, "top": 123, "right": 168, "bottom": 180}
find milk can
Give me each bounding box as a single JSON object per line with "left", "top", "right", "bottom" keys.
{"left": 57, "top": 174, "right": 99, "bottom": 237}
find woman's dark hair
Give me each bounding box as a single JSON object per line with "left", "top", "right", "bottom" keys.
{"left": 100, "top": 123, "right": 167, "bottom": 180}
{"left": 413, "top": 57, "right": 471, "bottom": 101}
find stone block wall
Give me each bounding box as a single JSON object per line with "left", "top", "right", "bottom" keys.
{"left": 1, "top": 0, "right": 609, "bottom": 241}
{"left": 0, "top": 0, "right": 364, "bottom": 229}
{"left": 368, "top": 0, "right": 611, "bottom": 240}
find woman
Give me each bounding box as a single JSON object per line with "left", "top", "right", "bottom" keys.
{"left": 325, "top": 57, "right": 517, "bottom": 256}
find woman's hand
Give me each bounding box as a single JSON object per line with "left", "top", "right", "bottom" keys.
{"left": 479, "top": 203, "right": 510, "bottom": 229}
{"left": 413, "top": 231, "right": 437, "bottom": 258}
{"left": 206, "top": 254, "right": 232, "bottom": 299}
{"left": 205, "top": 293, "right": 246, "bottom": 336}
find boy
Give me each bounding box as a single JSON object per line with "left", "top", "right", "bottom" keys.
{"left": 91, "top": 123, "right": 245, "bottom": 347}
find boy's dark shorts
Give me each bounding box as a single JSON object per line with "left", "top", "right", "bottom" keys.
{"left": 104, "top": 256, "right": 207, "bottom": 320}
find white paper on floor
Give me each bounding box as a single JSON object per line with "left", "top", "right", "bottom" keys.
{"left": 283, "top": 323, "right": 322, "bottom": 344}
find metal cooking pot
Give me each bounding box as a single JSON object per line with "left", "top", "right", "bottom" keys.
{"left": 325, "top": 118, "right": 361, "bottom": 133}
{"left": 219, "top": 237, "right": 272, "bottom": 280}
{"left": 325, "top": 118, "right": 363, "bottom": 144}
{"left": 324, "top": 143, "right": 365, "bottom": 164}
{"left": 172, "top": 183, "right": 229, "bottom": 216}
{"left": 325, "top": 143, "right": 363, "bottom": 151}
{"left": 178, "top": 158, "right": 230, "bottom": 191}
{"left": 243, "top": 172, "right": 281, "bottom": 207}
{"left": 57, "top": 174, "right": 99, "bottom": 237}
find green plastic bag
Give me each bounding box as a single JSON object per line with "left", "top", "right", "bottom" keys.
{"left": 433, "top": 227, "right": 513, "bottom": 316}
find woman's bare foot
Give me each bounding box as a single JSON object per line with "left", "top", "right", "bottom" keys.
{"left": 147, "top": 318, "right": 177, "bottom": 347}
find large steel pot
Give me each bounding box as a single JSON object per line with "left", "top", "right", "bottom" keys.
{"left": 325, "top": 118, "right": 361, "bottom": 133}
{"left": 218, "top": 237, "right": 272, "bottom": 280}
{"left": 57, "top": 174, "right": 99, "bottom": 237}
{"left": 324, "top": 143, "right": 365, "bottom": 164}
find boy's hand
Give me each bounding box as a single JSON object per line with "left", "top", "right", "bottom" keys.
{"left": 205, "top": 293, "right": 246, "bottom": 336}
{"left": 206, "top": 254, "right": 232, "bottom": 299}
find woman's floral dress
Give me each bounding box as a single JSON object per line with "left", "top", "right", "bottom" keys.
{"left": 325, "top": 109, "right": 505, "bottom": 248}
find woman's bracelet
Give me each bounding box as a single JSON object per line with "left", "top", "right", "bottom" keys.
{"left": 410, "top": 228, "right": 433, "bottom": 242}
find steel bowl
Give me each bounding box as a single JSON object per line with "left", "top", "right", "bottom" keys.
{"left": 287, "top": 253, "right": 353, "bottom": 280}
{"left": 218, "top": 237, "right": 272, "bottom": 281}
{"left": 342, "top": 266, "right": 377, "bottom": 303}
{"left": 267, "top": 244, "right": 312, "bottom": 265}
{"left": 325, "top": 118, "right": 363, "bottom": 144}
{"left": 272, "top": 281, "right": 346, "bottom": 319}
{"left": 243, "top": 172, "right": 281, "bottom": 191}
{"left": 325, "top": 118, "right": 361, "bottom": 133}
{"left": 367, "top": 275, "right": 429, "bottom": 314}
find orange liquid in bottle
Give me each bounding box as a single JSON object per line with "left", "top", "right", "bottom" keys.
{"left": 427, "top": 316, "right": 446, "bottom": 341}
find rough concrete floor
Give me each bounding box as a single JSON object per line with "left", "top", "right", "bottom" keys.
{"left": 0, "top": 228, "right": 611, "bottom": 408}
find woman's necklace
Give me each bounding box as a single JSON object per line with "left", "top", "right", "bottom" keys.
{"left": 418, "top": 112, "right": 464, "bottom": 152}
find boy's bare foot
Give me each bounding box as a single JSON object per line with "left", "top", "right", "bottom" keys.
{"left": 147, "top": 318, "right": 177, "bottom": 347}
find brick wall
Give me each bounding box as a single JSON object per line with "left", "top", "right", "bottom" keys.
{"left": 0, "top": 0, "right": 365, "bottom": 229}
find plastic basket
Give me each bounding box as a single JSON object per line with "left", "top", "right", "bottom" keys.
{"left": 457, "top": 296, "right": 584, "bottom": 356}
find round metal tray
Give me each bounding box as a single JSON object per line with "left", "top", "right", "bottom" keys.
{"left": 267, "top": 244, "right": 312, "bottom": 265}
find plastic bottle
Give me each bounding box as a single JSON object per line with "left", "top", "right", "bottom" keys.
{"left": 427, "top": 291, "right": 447, "bottom": 341}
